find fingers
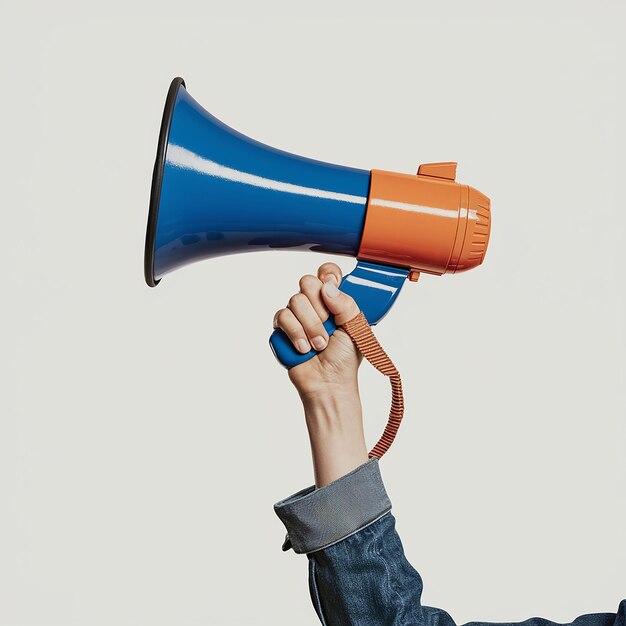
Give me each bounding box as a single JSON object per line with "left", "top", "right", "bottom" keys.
{"left": 288, "top": 293, "right": 329, "bottom": 351}
{"left": 299, "top": 274, "right": 329, "bottom": 322}
{"left": 273, "top": 289, "right": 330, "bottom": 354}
{"left": 317, "top": 262, "right": 342, "bottom": 287}
{"left": 320, "top": 275, "right": 360, "bottom": 326}
{"left": 316, "top": 262, "right": 361, "bottom": 324}
{"left": 273, "top": 307, "right": 314, "bottom": 354}
{"left": 273, "top": 262, "right": 359, "bottom": 354}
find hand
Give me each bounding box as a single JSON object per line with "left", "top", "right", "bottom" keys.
{"left": 272, "top": 262, "right": 364, "bottom": 401}
{"left": 273, "top": 262, "right": 369, "bottom": 487}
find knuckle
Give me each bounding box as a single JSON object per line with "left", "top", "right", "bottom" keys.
{"left": 299, "top": 274, "right": 318, "bottom": 290}
{"left": 343, "top": 294, "right": 359, "bottom": 313}
{"left": 319, "top": 262, "right": 342, "bottom": 278}
{"left": 319, "top": 261, "right": 339, "bottom": 273}
{"left": 343, "top": 292, "right": 357, "bottom": 306}
{"left": 305, "top": 318, "right": 325, "bottom": 334}
{"left": 275, "top": 308, "right": 290, "bottom": 325}
{"left": 288, "top": 292, "right": 306, "bottom": 309}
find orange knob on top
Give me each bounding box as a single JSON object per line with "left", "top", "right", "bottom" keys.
{"left": 357, "top": 163, "right": 491, "bottom": 275}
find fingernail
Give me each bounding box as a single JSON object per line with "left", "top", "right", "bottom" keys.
{"left": 323, "top": 281, "right": 340, "bottom": 298}
{"left": 296, "top": 338, "right": 310, "bottom": 353}
{"left": 311, "top": 336, "right": 327, "bottom": 350}
{"left": 323, "top": 274, "right": 337, "bottom": 285}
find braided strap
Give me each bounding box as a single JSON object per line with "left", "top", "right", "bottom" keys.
{"left": 340, "top": 311, "right": 404, "bottom": 461}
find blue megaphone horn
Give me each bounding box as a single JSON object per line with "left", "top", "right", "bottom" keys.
{"left": 144, "top": 78, "right": 491, "bottom": 368}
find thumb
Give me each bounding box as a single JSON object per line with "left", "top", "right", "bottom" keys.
{"left": 321, "top": 277, "right": 360, "bottom": 326}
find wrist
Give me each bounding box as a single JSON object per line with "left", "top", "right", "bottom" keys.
{"left": 299, "top": 382, "right": 359, "bottom": 412}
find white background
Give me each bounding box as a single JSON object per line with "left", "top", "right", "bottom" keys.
{"left": 2, "top": 1, "right": 625, "bottom": 624}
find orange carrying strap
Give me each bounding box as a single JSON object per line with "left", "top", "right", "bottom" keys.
{"left": 339, "top": 312, "right": 404, "bottom": 461}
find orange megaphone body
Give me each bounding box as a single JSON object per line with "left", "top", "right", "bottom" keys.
{"left": 359, "top": 162, "right": 490, "bottom": 280}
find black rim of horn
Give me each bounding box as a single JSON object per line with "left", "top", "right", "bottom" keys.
{"left": 144, "top": 76, "right": 186, "bottom": 287}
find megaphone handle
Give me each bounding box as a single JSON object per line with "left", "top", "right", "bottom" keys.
{"left": 269, "top": 260, "right": 409, "bottom": 369}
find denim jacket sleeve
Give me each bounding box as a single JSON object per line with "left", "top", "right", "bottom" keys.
{"left": 273, "top": 457, "right": 626, "bottom": 626}
{"left": 273, "top": 456, "right": 391, "bottom": 555}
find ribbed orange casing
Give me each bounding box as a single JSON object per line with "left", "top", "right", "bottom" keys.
{"left": 357, "top": 166, "right": 491, "bottom": 275}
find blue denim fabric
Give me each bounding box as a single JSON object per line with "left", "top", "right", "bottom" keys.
{"left": 274, "top": 458, "right": 626, "bottom": 626}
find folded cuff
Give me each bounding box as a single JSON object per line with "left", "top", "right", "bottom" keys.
{"left": 273, "top": 456, "right": 392, "bottom": 555}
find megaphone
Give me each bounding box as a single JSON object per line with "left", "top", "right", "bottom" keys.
{"left": 145, "top": 77, "right": 491, "bottom": 368}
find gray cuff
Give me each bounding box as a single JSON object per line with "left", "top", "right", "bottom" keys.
{"left": 273, "top": 456, "right": 392, "bottom": 555}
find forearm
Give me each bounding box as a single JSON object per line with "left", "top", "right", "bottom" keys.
{"left": 301, "top": 386, "right": 369, "bottom": 488}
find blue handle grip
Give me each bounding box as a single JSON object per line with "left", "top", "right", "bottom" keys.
{"left": 269, "top": 260, "right": 409, "bottom": 369}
